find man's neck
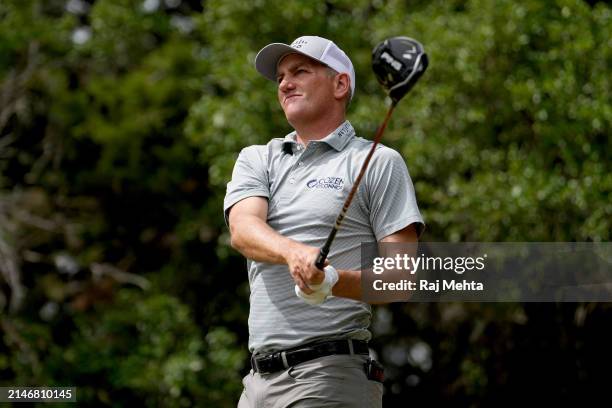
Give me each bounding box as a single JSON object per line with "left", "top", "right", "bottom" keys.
{"left": 292, "top": 115, "right": 346, "bottom": 146}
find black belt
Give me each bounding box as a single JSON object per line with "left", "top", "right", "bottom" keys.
{"left": 251, "top": 339, "right": 369, "bottom": 374}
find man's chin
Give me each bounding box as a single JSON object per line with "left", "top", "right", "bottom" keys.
{"left": 283, "top": 106, "right": 305, "bottom": 124}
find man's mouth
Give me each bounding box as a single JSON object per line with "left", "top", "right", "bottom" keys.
{"left": 284, "top": 94, "right": 301, "bottom": 104}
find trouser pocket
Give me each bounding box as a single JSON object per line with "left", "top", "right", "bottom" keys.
{"left": 364, "top": 358, "right": 385, "bottom": 383}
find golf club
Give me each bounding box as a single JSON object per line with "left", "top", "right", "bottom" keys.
{"left": 314, "top": 36, "right": 428, "bottom": 270}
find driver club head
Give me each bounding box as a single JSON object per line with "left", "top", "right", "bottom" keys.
{"left": 372, "top": 36, "right": 428, "bottom": 104}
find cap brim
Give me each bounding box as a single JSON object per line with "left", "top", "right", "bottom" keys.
{"left": 254, "top": 43, "right": 314, "bottom": 82}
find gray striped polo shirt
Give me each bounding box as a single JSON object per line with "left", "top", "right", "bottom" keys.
{"left": 224, "top": 120, "right": 424, "bottom": 354}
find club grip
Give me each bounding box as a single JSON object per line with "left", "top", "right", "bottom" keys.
{"left": 315, "top": 248, "right": 328, "bottom": 270}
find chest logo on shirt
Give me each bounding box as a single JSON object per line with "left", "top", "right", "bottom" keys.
{"left": 306, "top": 177, "right": 344, "bottom": 190}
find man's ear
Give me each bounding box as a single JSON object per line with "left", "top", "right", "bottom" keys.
{"left": 334, "top": 72, "right": 350, "bottom": 101}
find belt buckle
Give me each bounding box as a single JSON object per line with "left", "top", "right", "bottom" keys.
{"left": 253, "top": 354, "right": 273, "bottom": 374}
{"left": 253, "top": 351, "right": 289, "bottom": 374}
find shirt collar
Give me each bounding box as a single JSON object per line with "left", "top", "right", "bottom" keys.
{"left": 282, "top": 121, "right": 355, "bottom": 153}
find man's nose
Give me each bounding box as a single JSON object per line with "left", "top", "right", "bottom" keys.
{"left": 278, "top": 76, "right": 295, "bottom": 93}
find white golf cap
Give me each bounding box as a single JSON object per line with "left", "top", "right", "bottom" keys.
{"left": 255, "top": 35, "right": 355, "bottom": 99}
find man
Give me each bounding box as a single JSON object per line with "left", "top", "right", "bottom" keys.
{"left": 224, "top": 35, "right": 424, "bottom": 407}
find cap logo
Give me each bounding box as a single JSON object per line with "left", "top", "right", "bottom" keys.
{"left": 291, "top": 39, "right": 308, "bottom": 49}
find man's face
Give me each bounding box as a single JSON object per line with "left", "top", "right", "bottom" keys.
{"left": 276, "top": 53, "right": 337, "bottom": 126}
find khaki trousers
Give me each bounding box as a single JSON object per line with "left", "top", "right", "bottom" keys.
{"left": 237, "top": 354, "right": 383, "bottom": 408}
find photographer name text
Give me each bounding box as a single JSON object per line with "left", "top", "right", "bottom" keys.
{"left": 373, "top": 279, "right": 484, "bottom": 292}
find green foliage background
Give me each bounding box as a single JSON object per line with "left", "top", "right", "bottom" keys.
{"left": 0, "top": 0, "right": 610, "bottom": 406}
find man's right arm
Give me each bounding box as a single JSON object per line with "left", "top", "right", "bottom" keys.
{"left": 228, "top": 196, "right": 324, "bottom": 292}
{"left": 228, "top": 196, "right": 291, "bottom": 264}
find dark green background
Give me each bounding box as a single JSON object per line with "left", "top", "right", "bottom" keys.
{"left": 1, "top": 0, "right": 610, "bottom": 406}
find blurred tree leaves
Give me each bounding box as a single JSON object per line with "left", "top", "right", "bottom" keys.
{"left": 2, "top": 290, "right": 244, "bottom": 407}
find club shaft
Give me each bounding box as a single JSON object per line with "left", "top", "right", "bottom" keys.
{"left": 315, "top": 101, "right": 397, "bottom": 270}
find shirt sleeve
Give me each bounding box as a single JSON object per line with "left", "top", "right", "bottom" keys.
{"left": 223, "top": 145, "right": 269, "bottom": 226}
{"left": 364, "top": 146, "right": 425, "bottom": 240}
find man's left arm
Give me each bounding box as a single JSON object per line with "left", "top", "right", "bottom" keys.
{"left": 331, "top": 224, "right": 418, "bottom": 302}
{"left": 297, "top": 147, "right": 423, "bottom": 304}
{"left": 331, "top": 147, "right": 423, "bottom": 303}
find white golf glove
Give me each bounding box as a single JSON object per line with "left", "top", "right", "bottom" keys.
{"left": 295, "top": 265, "right": 339, "bottom": 305}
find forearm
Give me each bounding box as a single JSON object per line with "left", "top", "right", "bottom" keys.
{"left": 332, "top": 270, "right": 387, "bottom": 304}
{"left": 333, "top": 267, "right": 416, "bottom": 305}
{"left": 332, "top": 270, "right": 362, "bottom": 301}
{"left": 230, "top": 214, "right": 295, "bottom": 264}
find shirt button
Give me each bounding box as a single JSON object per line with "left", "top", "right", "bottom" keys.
{"left": 298, "top": 161, "right": 304, "bottom": 166}
{"left": 289, "top": 178, "right": 295, "bottom": 184}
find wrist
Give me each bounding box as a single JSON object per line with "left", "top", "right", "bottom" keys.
{"left": 282, "top": 239, "right": 301, "bottom": 264}
{"left": 324, "top": 265, "right": 339, "bottom": 287}
{"left": 296, "top": 265, "right": 338, "bottom": 305}
{"left": 308, "top": 265, "right": 338, "bottom": 290}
